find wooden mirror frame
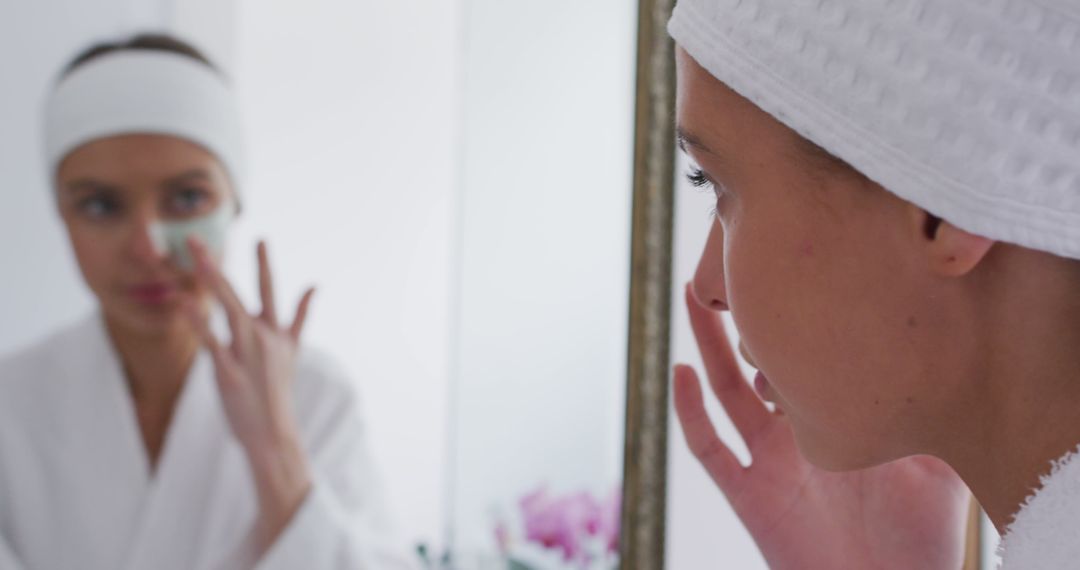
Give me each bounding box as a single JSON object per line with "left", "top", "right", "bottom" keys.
{"left": 619, "top": 0, "right": 676, "bottom": 567}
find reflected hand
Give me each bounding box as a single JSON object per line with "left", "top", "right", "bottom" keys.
{"left": 186, "top": 238, "right": 316, "bottom": 554}
{"left": 673, "top": 285, "right": 970, "bottom": 570}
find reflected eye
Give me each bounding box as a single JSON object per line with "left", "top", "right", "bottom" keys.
{"left": 77, "top": 194, "right": 121, "bottom": 219}
{"left": 166, "top": 188, "right": 211, "bottom": 216}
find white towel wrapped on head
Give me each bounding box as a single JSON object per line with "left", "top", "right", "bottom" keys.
{"left": 43, "top": 50, "right": 245, "bottom": 194}
{"left": 669, "top": 0, "right": 1080, "bottom": 260}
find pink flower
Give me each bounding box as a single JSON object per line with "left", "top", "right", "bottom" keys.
{"left": 520, "top": 487, "right": 601, "bottom": 565}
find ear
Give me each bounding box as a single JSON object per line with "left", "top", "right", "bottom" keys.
{"left": 908, "top": 206, "right": 995, "bottom": 276}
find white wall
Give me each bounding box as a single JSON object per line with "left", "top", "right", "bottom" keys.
{"left": 448, "top": 0, "right": 637, "bottom": 564}
{"left": 230, "top": 0, "right": 461, "bottom": 551}
{"left": 169, "top": 0, "right": 236, "bottom": 70}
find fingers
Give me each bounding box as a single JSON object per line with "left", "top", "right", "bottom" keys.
{"left": 685, "top": 283, "right": 773, "bottom": 447}
{"left": 189, "top": 237, "right": 253, "bottom": 358}
{"left": 184, "top": 299, "right": 219, "bottom": 351}
{"left": 257, "top": 241, "right": 279, "bottom": 328}
{"left": 183, "top": 300, "right": 243, "bottom": 391}
{"left": 673, "top": 364, "right": 744, "bottom": 492}
{"left": 289, "top": 287, "right": 316, "bottom": 342}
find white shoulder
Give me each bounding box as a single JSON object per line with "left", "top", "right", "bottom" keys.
{"left": 293, "top": 345, "right": 361, "bottom": 404}
{"left": 0, "top": 315, "right": 99, "bottom": 406}
{"left": 290, "top": 345, "right": 367, "bottom": 447}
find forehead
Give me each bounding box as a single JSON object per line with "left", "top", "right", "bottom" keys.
{"left": 56, "top": 134, "right": 223, "bottom": 184}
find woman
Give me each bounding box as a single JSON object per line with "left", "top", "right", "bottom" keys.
{"left": 0, "top": 35, "right": 415, "bottom": 570}
{"left": 668, "top": 1, "right": 1079, "bottom": 568}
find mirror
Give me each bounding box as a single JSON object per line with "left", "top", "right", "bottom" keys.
{"left": 1, "top": 1, "right": 648, "bottom": 569}
{"left": 446, "top": 0, "right": 637, "bottom": 567}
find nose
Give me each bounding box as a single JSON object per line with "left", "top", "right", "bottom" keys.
{"left": 126, "top": 215, "right": 168, "bottom": 264}
{"left": 692, "top": 219, "right": 729, "bottom": 311}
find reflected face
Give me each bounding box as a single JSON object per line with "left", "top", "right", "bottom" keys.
{"left": 56, "top": 134, "right": 233, "bottom": 337}
{"left": 677, "top": 48, "right": 944, "bottom": 470}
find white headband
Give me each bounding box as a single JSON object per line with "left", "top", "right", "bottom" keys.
{"left": 43, "top": 50, "right": 245, "bottom": 192}
{"left": 670, "top": 0, "right": 1080, "bottom": 260}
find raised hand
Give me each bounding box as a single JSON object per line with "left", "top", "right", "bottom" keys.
{"left": 673, "top": 284, "right": 970, "bottom": 570}
{"left": 185, "top": 238, "right": 316, "bottom": 554}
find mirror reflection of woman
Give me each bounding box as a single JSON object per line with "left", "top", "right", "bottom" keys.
{"left": 0, "top": 35, "right": 415, "bottom": 570}
{"left": 668, "top": 1, "right": 1080, "bottom": 568}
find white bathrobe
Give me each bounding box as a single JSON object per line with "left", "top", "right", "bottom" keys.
{"left": 997, "top": 444, "right": 1080, "bottom": 569}
{"left": 0, "top": 313, "right": 417, "bottom": 570}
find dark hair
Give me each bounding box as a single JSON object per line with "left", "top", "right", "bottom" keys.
{"left": 62, "top": 33, "right": 222, "bottom": 78}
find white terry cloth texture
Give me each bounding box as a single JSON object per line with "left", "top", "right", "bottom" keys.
{"left": 668, "top": 0, "right": 1080, "bottom": 260}
{"left": 998, "top": 443, "right": 1080, "bottom": 569}
{"left": 42, "top": 50, "right": 245, "bottom": 195}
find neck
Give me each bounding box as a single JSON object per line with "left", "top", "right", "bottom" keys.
{"left": 945, "top": 359, "right": 1080, "bottom": 535}
{"left": 103, "top": 312, "right": 200, "bottom": 408}
{"left": 933, "top": 252, "right": 1080, "bottom": 535}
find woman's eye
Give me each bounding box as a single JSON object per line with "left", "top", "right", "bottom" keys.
{"left": 686, "top": 168, "right": 712, "bottom": 189}
{"left": 77, "top": 195, "right": 120, "bottom": 219}
{"left": 686, "top": 168, "right": 729, "bottom": 199}
{"left": 686, "top": 167, "right": 731, "bottom": 219}
{"left": 167, "top": 188, "right": 210, "bottom": 215}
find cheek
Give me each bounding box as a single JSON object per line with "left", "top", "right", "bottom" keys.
{"left": 723, "top": 219, "right": 814, "bottom": 341}
{"left": 723, "top": 220, "right": 855, "bottom": 407}
{"left": 66, "top": 224, "right": 120, "bottom": 290}
{"left": 729, "top": 219, "right": 920, "bottom": 436}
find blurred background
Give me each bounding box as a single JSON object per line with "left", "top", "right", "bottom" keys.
{"left": 0, "top": 0, "right": 632, "bottom": 567}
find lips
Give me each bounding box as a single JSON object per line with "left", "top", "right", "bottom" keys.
{"left": 128, "top": 282, "right": 177, "bottom": 305}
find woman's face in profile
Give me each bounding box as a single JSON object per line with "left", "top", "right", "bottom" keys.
{"left": 675, "top": 47, "right": 956, "bottom": 470}
{"left": 55, "top": 134, "right": 233, "bottom": 336}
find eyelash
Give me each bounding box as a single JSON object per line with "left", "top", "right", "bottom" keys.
{"left": 686, "top": 168, "right": 712, "bottom": 189}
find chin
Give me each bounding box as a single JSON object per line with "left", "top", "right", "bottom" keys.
{"left": 104, "top": 301, "right": 189, "bottom": 338}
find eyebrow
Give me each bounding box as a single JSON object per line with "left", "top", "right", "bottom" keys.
{"left": 676, "top": 126, "right": 716, "bottom": 156}
{"left": 65, "top": 179, "right": 117, "bottom": 194}
{"left": 163, "top": 169, "right": 212, "bottom": 186}
{"left": 676, "top": 125, "right": 736, "bottom": 178}
{"left": 64, "top": 169, "right": 211, "bottom": 195}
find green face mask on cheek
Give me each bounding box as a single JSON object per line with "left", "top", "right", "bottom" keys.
{"left": 149, "top": 202, "right": 233, "bottom": 271}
